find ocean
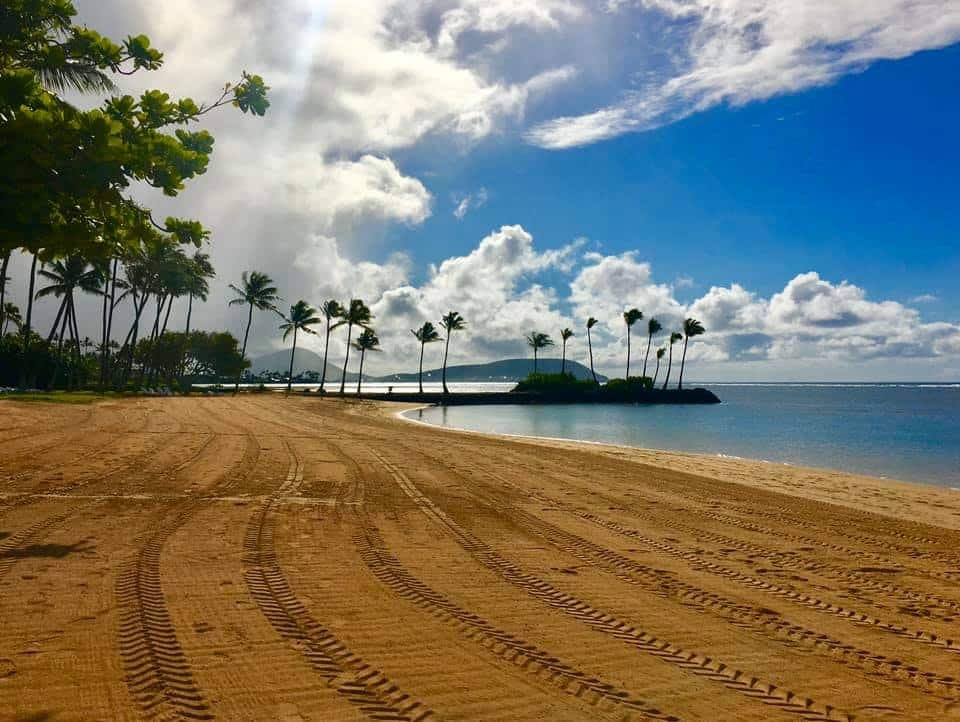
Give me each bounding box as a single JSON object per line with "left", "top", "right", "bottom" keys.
{"left": 404, "top": 383, "right": 960, "bottom": 488}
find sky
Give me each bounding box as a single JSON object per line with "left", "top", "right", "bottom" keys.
{"left": 7, "top": 0, "right": 960, "bottom": 381}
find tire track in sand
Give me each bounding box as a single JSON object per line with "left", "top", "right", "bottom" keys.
{"left": 445, "top": 455, "right": 960, "bottom": 666}
{"left": 323, "top": 438, "right": 677, "bottom": 721}
{"left": 115, "top": 427, "right": 259, "bottom": 720}
{"left": 242, "top": 440, "right": 433, "bottom": 722}
{"left": 368, "top": 448, "right": 854, "bottom": 722}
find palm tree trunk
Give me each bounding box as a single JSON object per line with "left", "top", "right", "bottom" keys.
{"left": 626, "top": 327, "right": 631, "bottom": 379}
{"left": 49, "top": 306, "right": 70, "bottom": 390}
{"left": 320, "top": 321, "right": 331, "bottom": 393}
{"left": 533, "top": 347, "right": 538, "bottom": 375}
{"left": 235, "top": 303, "right": 254, "bottom": 393}
{"left": 184, "top": 294, "right": 194, "bottom": 335}
{"left": 160, "top": 296, "right": 174, "bottom": 337}
{"left": 418, "top": 341, "right": 425, "bottom": 394}
{"left": 68, "top": 294, "right": 82, "bottom": 389}
{"left": 561, "top": 341, "right": 567, "bottom": 375}
{"left": 653, "top": 357, "right": 661, "bottom": 387}
{"left": 587, "top": 328, "right": 597, "bottom": 384}
{"left": 119, "top": 291, "right": 148, "bottom": 387}
{"left": 0, "top": 250, "right": 10, "bottom": 331}
{"left": 101, "top": 258, "right": 118, "bottom": 388}
{"left": 678, "top": 337, "right": 688, "bottom": 390}
{"left": 356, "top": 348, "right": 365, "bottom": 395}
{"left": 116, "top": 291, "right": 144, "bottom": 385}
{"left": 99, "top": 261, "right": 110, "bottom": 387}
{"left": 642, "top": 333, "right": 652, "bottom": 378}
{"left": 441, "top": 334, "right": 451, "bottom": 394}
{"left": 340, "top": 322, "right": 353, "bottom": 395}
{"left": 47, "top": 297, "right": 67, "bottom": 342}
{"left": 287, "top": 327, "right": 298, "bottom": 393}
{"left": 18, "top": 253, "right": 38, "bottom": 389}
{"left": 140, "top": 295, "right": 164, "bottom": 386}
{"left": 178, "top": 293, "right": 194, "bottom": 381}
{"left": 662, "top": 345, "right": 673, "bottom": 390}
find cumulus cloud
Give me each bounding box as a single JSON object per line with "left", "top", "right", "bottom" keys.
{"left": 528, "top": 0, "right": 960, "bottom": 147}
{"left": 285, "top": 225, "right": 584, "bottom": 369}
{"left": 280, "top": 155, "right": 432, "bottom": 234}
{"left": 272, "top": 239, "right": 960, "bottom": 376}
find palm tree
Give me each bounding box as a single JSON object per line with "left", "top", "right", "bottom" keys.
{"left": 228, "top": 271, "right": 280, "bottom": 392}
{"left": 662, "top": 332, "right": 682, "bottom": 390}
{"left": 559, "top": 328, "right": 574, "bottom": 374}
{"left": 677, "top": 317, "right": 706, "bottom": 390}
{"left": 352, "top": 328, "right": 381, "bottom": 395}
{"left": 412, "top": 321, "right": 441, "bottom": 394}
{"left": 652, "top": 347, "right": 665, "bottom": 387}
{"left": 525, "top": 332, "right": 554, "bottom": 374}
{"left": 2, "top": 302, "right": 21, "bottom": 335}
{"left": 319, "top": 300, "right": 344, "bottom": 393}
{"left": 586, "top": 317, "right": 599, "bottom": 384}
{"left": 279, "top": 301, "right": 322, "bottom": 392}
{"left": 642, "top": 317, "right": 662, "bottom": 378}
{"left": 623, "top": 308, "right": 643, "bottom": 378}
{"left": 36, "top": 255, "right": 103, "bottom": 372}
{"left": 439, "top": 311, "right": 466, "bottom": 394}
{"left": 339, "top": 299, "right": 373, "bottom": 394}
{"left": 183, "top": 251, "right": 214, "bottom": 337}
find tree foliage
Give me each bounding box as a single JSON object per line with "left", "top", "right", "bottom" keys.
{"left": 0, "top": 0, "right": 269, "bottom": 258}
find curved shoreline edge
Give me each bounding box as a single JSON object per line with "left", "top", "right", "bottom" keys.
{"left": 384, "top": 401, "right": 960, "bottom": 531}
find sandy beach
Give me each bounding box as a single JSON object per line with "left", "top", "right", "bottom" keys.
{"left": 2, "top": 395, "right": 960, "bottom": 721}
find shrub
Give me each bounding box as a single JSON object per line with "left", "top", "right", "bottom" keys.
{"left": 603, "top": 376, "right": 653, "bottom": 392}
{"left": 513, "top": 372, "right": 599, "bottom": 394}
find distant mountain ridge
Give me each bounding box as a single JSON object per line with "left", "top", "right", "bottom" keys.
{"left": 377, "top": 358, "right": 605, "bottom": 383}
{"left": 251, "top": 350, "right": 606, "bottom": 383}
{"left": 251, "top": 348, "right": 354, "bottom": 380}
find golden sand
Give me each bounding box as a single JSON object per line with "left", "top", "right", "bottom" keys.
{"left": 1, "top": 395, "right": 959, "bottom": 720}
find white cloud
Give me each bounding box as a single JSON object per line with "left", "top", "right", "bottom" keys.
{"left": 529, "top": 0, "right": 960, "bottom": 147}
{"left": 911, "top": 293, "right": 938, "bottom": 303}
{"left": 279, "top": 155, "right": 432, "bottom": 234}
{"left": 453, "top": 187, "right": 489, "bottom": 219}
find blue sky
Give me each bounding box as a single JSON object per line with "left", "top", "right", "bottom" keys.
{"left": 396, "top": 44, "right": 960, "bottom": 317}
{"left": 11, "top": 1, "right": 959, "bottom": 380}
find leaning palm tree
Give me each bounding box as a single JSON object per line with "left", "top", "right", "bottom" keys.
{"left": 183, "top": 251, "right": 215, "bottom": 337}
{"left": 352, "top": 328, "right": 381, "bottom": 395}
{"left": 652, "top": 347, "right": 665, "bottom": 387}
{"left": 559, "top": 328, "right": 574, "bottom": 374}
{"left": 2, "top": 302, "right": 21, "bottom": 335}
{"left": 228, "top": 271, "right": 280, "bottom": 392}
{"left": 677, "top": 317, "right": 706, "bottom": 390}
{"left": 662, "top": 331, "right": 683, "bottom": 390}
{"left": 586, "top": 317, "right": 599, "bottom": 384}
{"left": 319, "top": 300, "right": 344, "bottom": 393}
{"left": 525, "top": 331, "right": 554, "bottom": 374}
{"left": 279, "top": 301, "right": 322, "bottom": 392}
{"left": 623, "top": 308, "right": 643, "bottom": 378}
{"left": 412, "top": 321, "right": 441, "bottom": 394}
{"left": 642, "top": 317, "right": 662, "bottom": 378}
{"left": 339, "top": 299, "right": 373, "bottom": 394}
{"left": 439, "top": 311, "right": 466, "bottom": 394}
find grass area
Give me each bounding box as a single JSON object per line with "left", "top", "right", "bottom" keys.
{"left": 0, "top": 391, "right": 117, "bottom": 404}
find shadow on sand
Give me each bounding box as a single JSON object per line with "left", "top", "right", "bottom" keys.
{"left": 0, "top": 539, "right": 95, "bottom": 561}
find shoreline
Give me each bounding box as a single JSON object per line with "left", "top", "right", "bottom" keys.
{"left": 385, "top": 400, "right": 960, "bottom": 530}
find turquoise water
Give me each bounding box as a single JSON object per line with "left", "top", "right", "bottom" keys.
{"left": 406, "top": 384, "right": 960, "bottom": 488}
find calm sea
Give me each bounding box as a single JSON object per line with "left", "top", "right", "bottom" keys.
{"left": 404, "top": 384, "right": 960, "bottom": 488}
